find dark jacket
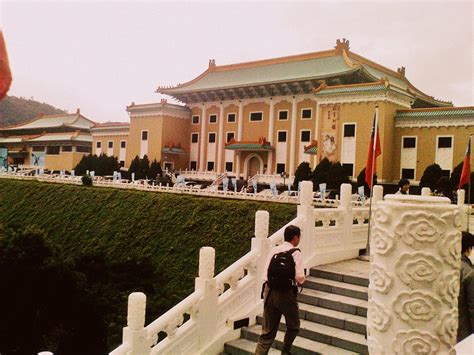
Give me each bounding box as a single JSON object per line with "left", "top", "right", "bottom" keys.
{"left": 458, "top": 254, "right": 474, "bottom": 342}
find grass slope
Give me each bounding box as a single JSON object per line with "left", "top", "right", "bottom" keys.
{"left": 0, "top": 179, "right": 296, "bottom": 348}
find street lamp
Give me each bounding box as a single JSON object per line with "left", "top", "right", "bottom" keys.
{"left": 281, "top": 171, "right": 287, "bottom": 186}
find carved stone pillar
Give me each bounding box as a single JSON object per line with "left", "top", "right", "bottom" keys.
{"left": 123, "top": 292, "right": 150, "bottom": 354}
{"left": 367, "top": 194, "right": 462, "bottom": 354}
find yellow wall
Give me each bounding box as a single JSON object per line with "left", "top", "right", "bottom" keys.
{"left": 45, "top": 152, "right": 87, "bottom": 171}
{"left": 92, "top": 135, "right": 128, "bottom": 159}
{"left": 126, "top": 116, "right": 163, "bottom": 166}
{"left": 161, "top": 116, "right": 190, "bottom": 170}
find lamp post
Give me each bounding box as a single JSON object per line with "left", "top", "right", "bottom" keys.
{"left": 281, "top": 171, "right": 287, "bottom": 186}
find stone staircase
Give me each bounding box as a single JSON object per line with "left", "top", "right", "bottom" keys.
{"left": 224, "top": 260, "right": 369, "bottom": 355}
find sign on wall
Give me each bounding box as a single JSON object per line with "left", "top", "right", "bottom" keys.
{"left": 320, "top": 105, "right": 340, "bottom": 162}
{"left": 0, "top": 148, "right": 7, "bottom": 169}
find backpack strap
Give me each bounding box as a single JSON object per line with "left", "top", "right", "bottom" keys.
{"left": 287, "top": 247, "right": 300, "bottom": 255}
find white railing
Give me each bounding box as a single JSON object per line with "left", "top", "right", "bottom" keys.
{"left": 247, "top": 173, "right": 294, "bottom": 186}
{"left": 177, "top": 170, "right": 219, "bottom": 181}
{"left": 110, "top": 181, "right": 380, "bottom": 354}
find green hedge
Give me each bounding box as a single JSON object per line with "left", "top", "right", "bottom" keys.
{"left": 0, "top": 179, "right": 296, "bottom": 350}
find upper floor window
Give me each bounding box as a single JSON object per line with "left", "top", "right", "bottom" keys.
{"left": 120, "top": 141, "right": 126, "bottom": 149}
{"left": 403, "top": 137, "right": 416, "bottom": 148}
{"left": 250, "top": 112, "right": 263, "bottom": 122}
{"left": 141, "top": 131, "right": 148, "bottom": 141}
{"left": 438, "top": 137, "right": 452, "bottom": 148}
{"left": 192, "top": 115, "right": 200, "bottom": 124}
{"left": 227, "top": 113, "right": 236, "bottom": 123}
{"left": 278, "top": 131, "right": 287, "bottom": 142}
{"left": 301, "top": 109, "right": 312, "bottom": 120}
{"left": 108, "top": 141, "right": 113, "bottom": 149}
{"left": 191, "top": 133, "right": 199, "bottom": 143}
{"left": 301, "top": 130, "right": 311, "bottom": 142}
{"left": 96, "top": 141, "right": 101, "bottom": 148}
{"left": 226, "top": 132, "right": 235, "bottom": 143}
{"left": 278, "top": 110, "right": 288, "bottom": 120}
{"left": 343, "top": 124, "right": 355, "bottom": 137}
{"left": 208, "top": 133, "right": 216, "bottom": 143}
{"left": 209, "top": 114, "right": 217, "bottom": 124}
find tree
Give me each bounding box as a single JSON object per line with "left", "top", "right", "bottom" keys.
{"left": 357, "top": 168, "right": 377, "bottom": 196}
{"left": 327, "top": 162, "right": 350, "bottom": 191}
{"left": 149, "top": 159, "right": 162, "bottom": 180}
{"left": 292, "top": 162, "right": 312, "bottom": 190}
{"left": 73, "top": 154, "right": 119, "bottom": 176}
{"left": 312, "top": 158, "right": 331, "bottom": 191}
{"left": 140, "top": 155, "right": 150, "bottom": 179}
{"left": 420, "top": 163, "right": 443, "bottom": 191}
{"left": 128, "top": 156, "right": 141, "bottom": 179}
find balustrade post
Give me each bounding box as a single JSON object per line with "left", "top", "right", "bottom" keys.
{"left": 297, "top": 181, "right": 314, "bottom": 266}
{"left": 421, "top": 187, "right": 431, "bottom": 196}
{"left": 122, "top": 292, "right": 150, "bottom": 354}
{"left": 251, "top": 210, "right": 270, "bottom": 306}
{"left": 195, "top": 247, "right": 218, "bottom": 350}
{"left": 367, "top": 194, "right": 461, "bottom": 354}
{"left": 339, "top": 183, "right": 353, "bottom": 249}
{"left": 457, "top": 189, "right": 468, "bottom": 230}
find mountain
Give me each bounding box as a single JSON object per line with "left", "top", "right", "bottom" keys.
{"left": 0, "top": 95, "right": 67, "bottom": 127}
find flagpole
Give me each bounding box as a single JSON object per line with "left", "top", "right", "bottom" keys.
{"left": 359, "top": 106, "right": 379, "bottom": 261}
{"left": 467, "top": 136, "right": 472, "bottom": 233}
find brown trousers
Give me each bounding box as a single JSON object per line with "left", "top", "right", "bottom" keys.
{"left": 255, "top": 285, "right": 300, "bottom": 354}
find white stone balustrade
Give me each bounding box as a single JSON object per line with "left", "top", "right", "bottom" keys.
{"left": 421, "top": 187, "right": 431, "bottom": 196}
{"left": 367, "top": 194, "right": 462, "bottom": 354}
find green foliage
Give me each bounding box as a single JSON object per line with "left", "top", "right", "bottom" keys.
{"left": 140, "top": 155, "right": 150, "bottom": 179}
{"left": 312, "top": 158, "right": 332, "bottom": 190}
{"left": 357, "top": 168, "right": 377, "bottom": 196}
{"left": 292, "top": 162, "right": 312, "bottom": 190}
{"left": 149, "top": 159, "right": 163, "bottom": 180}
{"left": 82, "top": 174, "right": 92, "bottom": 186}
{"left": 128, "top": 155, "right": 141, "bottom": 179}
{"left": 74, "top": 154, "right": 120, "bottom": 176}
{"left": 327, "top": 162, "right": 350, "bottom": 190}
{"left": 0, "top": 95, "right": 66, "bottom": 127}
{"left": 0, "top": 179, "right": 296, "bottom": 350}
{"left": 420, "top": 163, "right": 443, "bottom": 191}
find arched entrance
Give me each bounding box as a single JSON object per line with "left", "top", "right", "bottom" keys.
{"left": 243, "top": 153, "right": 264, "bottom": 180}
{"left": 248, "top": 157, "right": 260, "bottom": 177}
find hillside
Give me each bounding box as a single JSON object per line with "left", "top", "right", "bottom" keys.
{"left": 0, "top": 179, "right": 296, "bottom": 352}
{"left": 0, "top": 95, "right": 66, "bottom": 127}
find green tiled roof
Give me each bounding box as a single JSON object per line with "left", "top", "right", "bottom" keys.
{"left": 315, "top": 83, "right": 386, "bottom": 95}
{"left": 225, "top": 143, "right": 273, "bottom": 151}
{"left": 161, "top": 147, "right": 186, "bottom": 154}
{"left": 160, "top": 56, "right": 354, "bottom": 93}
{"left": 304, "top": 146, "right": 318, "bottom": 155}
{"left": 395, "top": 108, "right": 474, "bottom": 118}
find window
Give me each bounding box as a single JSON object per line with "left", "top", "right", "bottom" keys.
{"left": 225, "top": 162, "right": 233, "bottom": 172}
{"left": 208, "top": 133, "right": 216, "bottom": 143}
{"left": 276, "top": 163, "right": 286, "bottom": 174}
{"left": 278, "top": 131, "right": 287, "bottom": 142}
{"left": 403, "top": 137, "right": 416, "bottom": 148}
{"left": 401, "top": 168, "right": 415, "bottom": 180}
{"left": 96, "top": 141, "right": 101, "bottom": 149}
{"left": 301, "top": 109, "right": 312, "bottom": 120}
{"left": 342, "top": 163, "right": 354, "bottom": 177}
{"left": 32, "top": 146, "right": 44, "bottom": 152}
{"left": 190, "top": 161, "right": 197, "bottom": 170}
{"left": 278, "top": 110, "right": 288, "bottom": 120}
{"left": 226, "top": 132, "right": 235, "bottom": 143}
{"left": 120, "top": 141, "right": 126, "bottom": 149}
{"left": 344, "top": 124, "right": 356, "bottom": 137}
{"left": 301, "top": 131, "right": 311, "bottom": 142}
{"left": 46, "top": 146, "right": 60, "bottom": 155}
{"left": 250, "top": 112, "right": 263, "bottom": 121}
{"left": 227, "top": 113, "right": 236, "bottom": 123}
{"left": 191, "top": 133, "right": 199, "bottom": 143}
{"left": 62, "top": 146, "right": 73, "bottom": 152}
{"left": 76, "top": 146, "right": 92, "bottom": 153}
{"left": 141, "top": 131, "right": 148, "bottom": 141}
{"left": 438, "top": 137, "right": 452, "bottom": 148}
{"left": 192, "top": 116, "right": 200, "bottom": 124}
{"left": 207, "top": 161, "right": 215, "bottom": 171}
{"left": 108, "top": 141, "right": 113, "bottom": 149}
{"left": 119, "top": 161, "right": 125, "bottom": 168}
{"left": 209, "top": 114, "right": 217, "bottom": 124}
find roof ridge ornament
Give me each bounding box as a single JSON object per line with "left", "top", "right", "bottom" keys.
{"left": 208, "top": 59, "right": 216, "bottom": 71}
{"left": 397, "top": 66, "right": 406, "bottom": 77}
{"left": 334, "top": 38, "right": 350, "bottom": 53}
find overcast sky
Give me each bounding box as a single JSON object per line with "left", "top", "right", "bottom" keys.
{"left": 1, "top": 0, "right": 473, "bottom": 123}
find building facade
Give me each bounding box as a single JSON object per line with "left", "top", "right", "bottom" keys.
{"left": 93, "top": 39, "right": 473, "bottom": 183}
{"left": 0, "top": 109, "right": 94, "bottom": 171}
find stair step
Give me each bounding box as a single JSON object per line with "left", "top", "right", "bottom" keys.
{"left": 298, "top": 288, "right": 368, "bottom": 317}
{"left": 243, "top": 323, "right": 366, "bottom": 354}
{"left": 304, "top": 276, "right": 368, "bottom": 301}
{"left": 310, "top": 261, "right": 369, "bottom": 287}
{"left": 299, "top": 303, "right": 366, "bottom": 335}
{"left": 224, "top": 338, "right": 281, "bottom": 355}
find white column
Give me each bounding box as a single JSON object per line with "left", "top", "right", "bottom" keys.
{"left": 217, "top": 102, "right": 225, "bottom": 174}
{"left": 314, "top": 102, "right": 321, "bottom": 167}
{"left": 367, "top": 194, "right": 462, "bottom": 354}
{"left": 236, "top": 101, "right": 244, "bottom": 179}
{"left": 199, "top": 103, "right": 207, "bottom": 172}
{"left": 267, "top": 98, "right": 274, "bottom": 174}
{"left": 297, "top": 180, "right": 314, "bottom": 265}
{"left": 289, "top": 96, "right": 297, "bottom": 176}
{"left": 122, "top": 292, "right": 150, "bottom": 354}
{"left": 251, "top": 211, "right": 270, "bottom": 311}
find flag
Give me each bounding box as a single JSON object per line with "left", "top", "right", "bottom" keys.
{"left": 459, "top": 137, "right": 471, "bottom": 189}
{"left": 0, "top": 30, "right": 12, "bottom": 99}
{"left": 365, "top": 111, "right": 381, "bottom": 188}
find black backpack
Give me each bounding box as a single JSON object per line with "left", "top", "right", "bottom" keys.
{"left": 267, "top": 248, "right": 300, "bottom": 290}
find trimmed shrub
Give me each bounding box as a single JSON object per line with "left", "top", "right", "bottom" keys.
{"left": 292, "top": 162, "right": 312, "bottom": 190}
{"left": 420, "top": 163, "right": 443, "bottom": 191}
{"left": 81, "top": 174, "right": 92, "bottom": 186}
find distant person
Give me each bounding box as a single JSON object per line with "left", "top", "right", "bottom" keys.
{"left": 435, "top": 176, "right": 456, "bottom": 203}
{"left": 458, "top": 231, "right": 474, "bottom": 342}
{"left": 396, "top": 178, "right": 410, "bottom": 195}
{"left": 255, "top": 225, "right": 305, "bottom": 355}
